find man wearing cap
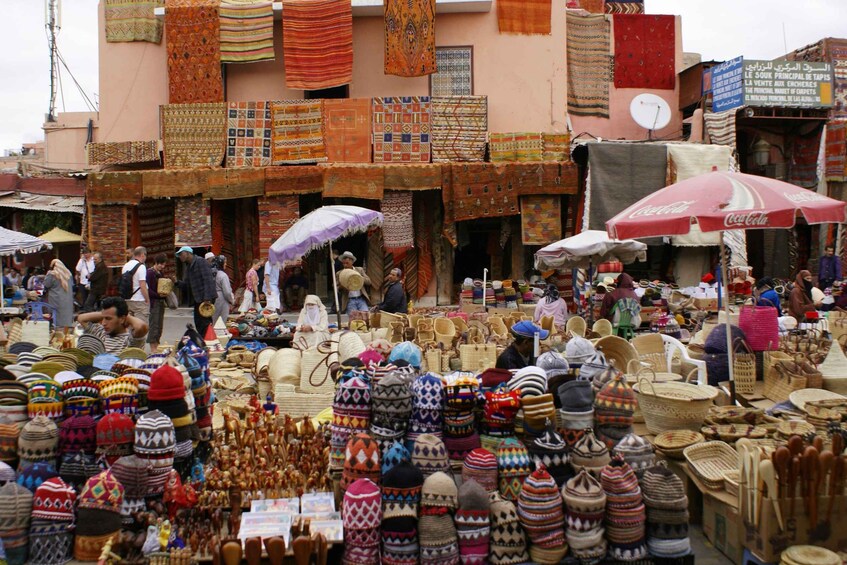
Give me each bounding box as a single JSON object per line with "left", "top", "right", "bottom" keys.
{"left": 175, "top": 246, "right": 217, "bottom": 337}
{"left": 375, "top": 268, "right": 407, "bottom": 314}
{"left": 337, "top": 251, "right": 371, "bottom": 314}
{"left": 204, "top": 252, "right": 216, "bottom": 266}
{"left": 496, "top": 320, "right": 549, "bottom": 370}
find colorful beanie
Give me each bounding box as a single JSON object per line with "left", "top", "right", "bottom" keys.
{"left": 95, "top": 413, "right": 135, "bottom": 464}
{"left": 31, "top": 477, "right": 76, "bottom": 521}
{"left": 528, "top": 422, "right": 569, "bottom": 487}
{"left": 382, "top": 461, "right": 424, "bottom": 521}
{"left": 59, "top": 415, "right": 97, "bottom": 455}
{"left": 341, "top": 433, "right": 380, "bottom": 491}
{"left": 507, "top": 366, "right": 548, "bottom": 398}
{"left": 411, "top": 434, "right": 451, "bottom": 479}
{"left": 462, "top": 448, "right": 498, "bottom": 494}
{"left": 454, "top": 479, "right": 490, "bottom": 565}
{"left": 563, "top": 469, "right": 608, "bottom": 562}
{"left": 16, "top": 463, "right": 58, "bottom": 493}
{"left": 517, "top": 467, "right": 567, "bottom": 564}
{"left": 570, "top": 429, "right": 610, "bottom": 479}
{"left": 18, "top": 415, "right": 59, "bottom": 465}
{"left": 495, "top": 437, "right": 532, "bottom": 503}
{"left": 482, "top": 389, "right": 521, "bottom": 437}
{"left": 78, "top": 469, "right": 124, "bottom": 515}
{"left": 612, "top": 433, "right": 656, "bottom": 477}
{"left": 408, "top": 374, "right": 444, "bottom": 445}
{"left": 382, "top": 441, "right": 411, "bottom": 476}
{"left": 488, "top": 491, "right": 529, "bottom": 565}
{"left": 342, "top": 478, "right": 382, "bottom": 565}
{"left": 419, "top": 510, "right": 460, "bottom": 565}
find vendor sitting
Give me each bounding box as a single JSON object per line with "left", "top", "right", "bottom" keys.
{"left": 600, "top": 273, "right": 641, "bottom": 322}
{"left": 496, "top": 320, "right": 549, "bottom": 370}
{"left": 754, "top": 277, "right": 782, "bottom": 314}
{"left": 789, "top": 270, "right": 821, "bottom": 323}
{"left": 375, "top": 268, "right": 407, "bottom": 314}
{"left": 293, "top": 294, "right": 330, "bottom": 348}
{"left": 77, "top": 296, "right": 149, "bottom": 354}
{"left": 533, "top": 284, "right": 569, "bottom": 328}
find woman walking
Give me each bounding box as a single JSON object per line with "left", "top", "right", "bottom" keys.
{"left": 213, "top": 255, "right": 234, "bottom": 324}
{"left": 43, "top": 259, "right": 74, "bottom": 333}
{"left": 239, "top": 258, "right": 262, "bottom": 313}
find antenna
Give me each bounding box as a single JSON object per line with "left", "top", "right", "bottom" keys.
{"left": 45, "top": 0, "right": 62, "bottom": 122}
{"left": 629, "top": 94, "right": 672, "bottom": 140}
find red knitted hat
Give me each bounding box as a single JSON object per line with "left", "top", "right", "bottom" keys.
{"left": 32, "top": 476, "right": 77, "bottom": 521}
{"left": 147, "top": 365, "right": 185, "bottom": 402}
{"left": 96, "top": 413, "right": 135, "bottom": 448}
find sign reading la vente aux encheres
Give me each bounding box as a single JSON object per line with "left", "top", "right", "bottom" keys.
{"left": 743, "top": 59, "right": 834, "bottom": 108}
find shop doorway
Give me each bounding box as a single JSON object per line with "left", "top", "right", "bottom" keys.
{"left": 453, "top": 220, "right": 512, "bottom": 283}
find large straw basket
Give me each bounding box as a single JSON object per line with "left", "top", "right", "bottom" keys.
{"left": 595, "top": 335, "right": 638, "bottom": 372}
{"left": 732, "top": 339, "right": 756, "bottom": 396}
{"left": 566, "top": 316, "right": 587, "bottom": 337}
{"left": 683, "top": 441, "right": 737, "bottom": 490}
{"left": 632, "top": 333, "right": 668, "bottom": 372}
{"left": 592, "top": 318, "right": 613, "bottom": 338}
{"left": 488, "top": 316, "right": 508, "bottom": 338}
{"left": 634, "top": 378, "right": 718, "bottom": 434}
{"left": 336, "top": 330, "right": 366, "bottom": 362}
{"left": 764, "top": 359, "right": 807, "bottom": 403}
{"left": 460, "top": 343, "right": 496, "bottom": 372}
{"left": 434, "top": 318, "right": 456, "bottom": 347}
{"left": 299, "top": 342, "right": 335, "bottom": 394}
{"left": 379, "top": 311, "right": 406, "bottom": 329}
{"left": 831, "top": 316, "right": 847, "bottom": 343}
{"left": 425, "top": 348, "right": 442, "bottom": 374}
{"left": 157, "top": 278, "right": 174, "bottom": 296}
{"left": 338, "top": 269, "right": 364, "bottom": 291}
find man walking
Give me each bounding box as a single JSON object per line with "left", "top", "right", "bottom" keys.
{"left": 83, "top": 252, "right": 108, "bottom": 312}
{"left": 122, "top": 246, "right": 150, "bottom": 324}
{"left": 176, "top": 246, "right": 217, "bottom": 337}
{"left": 818, "top": 245, "right": 842, "bottom": 290}
{"left": 263, "top": 257, "right": 282, "bottom": 313}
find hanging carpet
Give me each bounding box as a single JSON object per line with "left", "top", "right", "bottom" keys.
{"left": 105, "top": 0, "right": 164, "bottom": 43}
{"left": 383, "top": 164, "right": 442, "bottom": 191}
{"left": 142, "top": 169, "right": 208, "bottom": 199}
{"left": 206, "top": 168, "right": 265, "bottom": 200}
{"left": 431, "top": 96, "right": 488, "bottom": 163}
{"left": 88, "top": 205, "right": 128, "bottom": 267}
{"left": 219, "top": 1, "right": 274, "bottom": 64}
{"left": 161, "top": 103, "right": 227, "bottom": 168}
{"left": 271, "top": 100, "right": 328, "bottom": 165}
{"left": 566, "top": 14, "right": 611, "bottom": 118}
{"left": 282, "top": 0, "right": 353, "bottom": 89}
{"left": 86, "top": 141, "right": 159, "bottom": 166}
{"left": 174, "top": 196, "right": 212, "bottom": 247}
{"left": 825, "top": 121, "right": 847, "bottom": 182}
{"left": 789, "top": 129, "right": 823, "bottom": 188}
{"left": 497, "top": 0, "right": 551, "bottom": 35}
{"left": 604, "top": 0, "right": 643, "bottom": 14}
{"left": 257, "top": 195, "right": 300, "bottom": 253}
{"left": 323, "top": 98, "right": 372, "bottom": 163}
{"left": 381, "top": 191, "right": 414, "bottom": 253}
{"left": 372, "top": 97, "right": 432, "bottom": 163}
{"left": 165, "top": 0, "right": 223, "bottom": 103}
{"left": 703, "top": 111, "right": 737, "bottom": 149}
{"left": 323, "top": 165, "right": 384, "bottom": 200}
{"left": 264, "top": 166, "right": 324, "bottom": 196}
{"left": 226, "top": 101, "right": 273, "bottom": 168}
{"left": 384, "top": 0, "right": 436, "bottom": 77}
{"left": 138, "top": 199, "right": 175, "bottom": 277}
{"left": 521, "top": 195, "right": 561, "bottom": 245}
{"left": 87, "top": 172, "right": 143, "bottom": 205}
{"left": 613, "top": 14, "right": 676, "bottom": 89}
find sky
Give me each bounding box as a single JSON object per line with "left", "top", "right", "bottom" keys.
{"left": 1, "top": 0, "right": 845, "bottom": 152}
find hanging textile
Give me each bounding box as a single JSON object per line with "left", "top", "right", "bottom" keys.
{"left": 384, "top": 0, "right": 436, "bottom": 77}
{"left": 604, "top": 0, "right": 643, "bottom": 14}
{"left": 488, "top": 133, "right": 544, "bottom": 162}
{"left": 161, "top": 103, "right": 227, "bottom": 168}
{"left": 165, "top": 0, "right": 223, "bottom": 103}
{"left": 566, "top": 14, "right": 611, "bottom": 118}
{"left": 138, "top": 199, "right": 176, "bottom": 277}
{"left": 789, "top": 128, "right": 823, "bottom": 188}
{"left": 366, "top": 230, "right": 385, "bottom": 304}
{"left": 415, "top": 193, "right": 434, "bottom": 299}
{"left": 703, "top": 111, "right": 737, "bottom": 149}
{"left": 667, "top": 144, "right": 731, "bottom": 247}
{"left": 257, "top": 195, "right": 300, "bottom": 253}
{"left": 323, "top": 98, "right": 372, "bottom": 163}
{"left": 219, "top": 1, "right": 274, "bottom": 64}
{"left": 88, "top": 205, "right": 128, "bottom": 268}
{"left": 446, "top": 163, "right": 519, "bottom": 222}
{"left": 86, "top": 141, "right": 159, "bottom": 166}
{"left": 87, "top": 172, "right": 143, "bottom": 205}
{"left": 323, "top": 165, "right": 384, "bottom": 200}
{"left": 142, "top": 169, "right": 208, "bottom": 199}
{"left": 174, "top": 196, "right": 212, "bottom": 247}
{"left": 264, "top": 166, "right": 324, "bottom": 195}
{"left": 105, "top": 0, "right": 164, "bottom": 43}
{"left": 576, "top": 0, "right": 604, "bottom": 13}
{"left": 511, "top": 162, "right": 579, "bottom": 196}
{"left": 826, "top": 39, "right": 847, "bottom": 118}
{"left": 226, "top": 101, "right": 273, "bottom": 168}
{"left": 613, "top": 14, "right": 676, "bottom": 90}
{"left": 403, "top": 249, "right": 419, "bottom": 301}
{"left": 497, "top": 0, "right": 551, "bottom": 35}
{"left": 431, "top": 96, "right": 488, "bottom": 163}
{"left": 271, "top": 100, "right": 328, "bottom": 164}
{"left": 521, "top": 195, "right": 561, "bottom": 245}
{"left": 381, "top": 191, "right": 414, "bottom": 253}
{"left": 430, "top": 47, "right": 473, "bottom": 97}
{"left": 372, "top": 97, "right": 432, "bottom": 163}
{"left": 542, "top": 133, "right": 571, "bottom": 161}
{"left": 383, "top": 164, "right": 441, "bottom": 191}
{"left": 825, "top": 121, "right": 847, "bottom": 182}
{"left": 282, "top": 0, "right": 353, "bottom": 89}
{"left": 206, "top": 168, "right": 265, "bottom": 200}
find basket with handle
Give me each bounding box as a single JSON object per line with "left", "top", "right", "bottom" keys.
{"left": 732, "top": 338, "right": 756, "bottom": 396}
{"left": 459, "top": 343, "right": 497, "bottom": 372}
{"left": 299, "top": 340, "right": 336, "bottom": 394}
{"left": 434, "top": 317, "right": 457, "bottom": 348}
{"left": 683, "top": 441, "right": 737, "bottom": 490}
{"left": 762, "top": 344, "right": 792, "bottom": 381}
{"left": 738, "top": 298, "right": 779, "bottom": 351}
{"left": 763, "top": 359, "right": 807, "bottom": 403}
{"left": 633, "top": 377, "right": 718, "bottom": 434}
{"left": 831, "top": 316, "right": 847, "bottom": 343}
{"left": 424, "top": 347, "right": 442, "bottom": 375}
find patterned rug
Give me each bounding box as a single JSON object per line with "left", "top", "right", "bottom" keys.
{"left": 86, "top": 141, "right": 159, "bottom": 166}
{"left": 271, "top": 100, "right": 328, "bottom": 164}
{"left": 383, "top": 164, "right": 441, "bottom": 190}
{"left": 521, "top": 195, "right": 561, "bottom": 245}
{"left": 88, "top": 205, "right": 127, "bottom": 267}
{"left": 414, "top": 192, "right": 435, "bottom": 299}
{"left": 87, "top": 172, "right": 143, "bottom": 205}
{"left": 826, "top": 39, "right": 847, "bottom": 119}
{"left": 219, "top": 1, "right": 274, "bottom": 63}
{"left": 366, "top": 230, "right": 385, "bottom": 304}
{"left": 613, "top": 14, "right": 676, "bottom": 89}
{"left": 165, "top": 0, "right": 223, "bottom": 103}
{"left": 384, "top": 0, "right": 436, "bottom": 77}
{"left": 264, "top": 166, "right": 324, "bottom": 195}
{"left": 789, "top": 129, "right": 823, "bottom": 188}
{"left": 138, "top": 199, "right": 175, "bottom": 276}
{"left": 431, "top": 47, "right": 473, "bottom": 97}
{"left": 497, "top": 0, "right": 551, "bottom": 35}
{"left": 431, "top": 96, "right": 487, "bottom": 162}
{"left": 605, "top": 0, "right": 643, "bottom": 14}
{"left": 703, "top": 111, "right": 737, "bottom": 149}
{"left": 382, "top": 191, "right": 414, "bottom": 252}
{"left": 282, "top": 0, "right": 353, "bottom": 89}
{"left": 511, "top": 162, "right": 579, "bottom": 196}
{"left": 566, "top": 14, "right": 611, "bottom": 118}
{"left": 373, "top": 97, "right": 432, "bottom": 163}
{"left": 542, "top": 133, "right": 571, "bottom": 161}
{"left": 445, "top": 163, "right": 519, "bottom": 222}
{"left": 323, "top": 99, "right": 372, "bottom": 163}
{"left": 576, "top": 0, "right": 604, "bottom": 12}
{"left": 207, "top": 168, "right": 266, "bottom": 199}
{"left": 825, "top": 121, "right": 847, "bottom": 182}
{"left": 258, "top": 195, "right": 300, "bottom": 252}
{"left": 323, "top": 165, "right": 384, "bottom": 199}
{"left": 489, "top": 133, "right": 543, "bottom": 162}
{"left": 161, "top": 103, "right": 227, "bottom": 168}
{"left": 174, "top": 196, "right": 212, "bottom": 247}
{"left": 105, "top": 0, "right": 164, "bottom": 43}
{"left": 142, "top": 169, "right": 208, "bottom": 198}
{"left": 227, "top": 101, "right": 272, "bottom": 167}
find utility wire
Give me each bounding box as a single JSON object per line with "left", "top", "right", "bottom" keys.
{"left": 56, "top": 48, "right": 97, "bottom": 111}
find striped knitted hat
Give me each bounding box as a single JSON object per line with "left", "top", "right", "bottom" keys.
{"left": 640, "top": 464, "right": 688, "bottom": 513}
{"left": 495, "top": 437, "right": 532, "bottom": 503}
{"left": 31, "top": 477, "right": 76, "bottom": 521}
{"left": 488, "top": 491, "right": 529, "bottom": 565}
{"left": 419, "top": 512, "right": 460, "bottom": 565}
{"left": 0, "top": 481, "right": 33, "bottom": 531}
{"left": 411, "top": 434, "right": 451, "bottom": 479}
{"left": 421, "top": 471, "right": 458, "bottom": 510}
{"left": 58, "top": 451, "right": 103, "bottom": 491}
{"left": 330, "top": 376, "right": 371, "bottom": 473}
{"left": 381, "top": 441, "right": 411, "bottom": 476}
{"left": 0, "top": 423, "right": 20, "bottom": 463}
{"left": 133, "top": 409, "right": 176, "bottom": 456}
{"left": 594, "top": 373, "right": 636, "bottom": 425}
{"left": 528, "top": 422, "right": 569, "bottom": 487}
{"left": 612, "top": 433, "right": 656, "bottom": 476}
{"left": 557, "top": 379, "right": 594, "bottom": 413}
{"left": 342, "top": 478, "right": 382, "bottom": 565}
{"left": 462, "top": 448, "right": 498, "bottom": 493}
{"left": 563, "top": 469, "right": 607, "bottom": 514}
{"left": 341, "top": 433, "right": 380, "bottom": 491}
{"left": 18, "top": 415, "right": 59, "bottom": 464}
{"left": 570, "top": 429, "right": 610, "bottom": 478}
{"left": 371, "top": 372, "right": 412, "bottom": 421}
{"left": 443, "top": 373, "right": 479, "bottom": 411}
{"left": 0, "top": 461, "right": 16, "bottom": 485}
{"left": 109, "top": 455, "right": 152, "bottom": 500}
{"left": 520, "top": 393, "right": 556, "bottom": 437}
{"left": 482, "top": 389, "right": 521, "bottom": 437}
{"left": 517, "top": 467, "right": 567, "bottom": 563}
{"left": 564, "top": 469, "right": 608, "bottom": 562}
{"left": 454, "top": 479, "right": 490, "bottom": 564}
{"left": 16, "top": 462, "right": 58, "bottom": 493}
{"left": 507, "top": 366, "right": 548, "bottom": 398}
{"left": 381, "top": 461, "right": 423, "bottom": 521}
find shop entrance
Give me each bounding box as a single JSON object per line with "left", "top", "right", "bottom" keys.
{"left": 453, "top": 220, "right": 512, "bottom": 283}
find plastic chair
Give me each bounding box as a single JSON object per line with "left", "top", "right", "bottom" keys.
{"left": 660, "top": 333, "right": 708, "bottom": 385}
{"left": 24, "top": 301, "right": 56, "bottom": 322}
{"left": 611, "top": 298, "right": 638, "bottom": 340}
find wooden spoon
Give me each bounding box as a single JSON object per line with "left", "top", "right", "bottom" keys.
{"left": 773, "top": 446, "right": 791, "bottom": 499}
{"left": 788, "top": 434, "right": 804, "bottom": 457}
{"left": 790, "top": 455, "right": 801, "bottom": 518}
{"left": 802, "top": 446, "right": 819, "bottom": 518}
{"left": 819, "top": 451, "right": 835, "bottom": 496}
{"left": 760, "top": 459, "right": 784, "bottom": 531}
{"left": 814, "top": 435, "right": 825, "bottom": 452}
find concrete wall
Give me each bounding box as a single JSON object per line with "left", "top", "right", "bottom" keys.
{"left": 43, "top": 111, "right": 98, "bottom": 169}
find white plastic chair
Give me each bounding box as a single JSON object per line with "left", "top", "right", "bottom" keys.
{"left": 660, "top": 333, "right": 708, "bottom": 385}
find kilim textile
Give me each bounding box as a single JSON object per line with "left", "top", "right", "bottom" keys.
{"left": 403, "top": 248, "right": 418, "bottom": 299}
{"left": 161, "top": 103, "right": 227, "bottom": 168}
{"left": 373, "top": 97, "right": 432, "bottom": 163}
{"left": 703, "top": 111, "right": 737, "bottom": 149}
{"left": 86, "top": 141, "right": 159, "bottom": 166}
{"left": 497, "top": 0, "right": 551, "bottom": 35}
{"left": 174, "top": 196, "right": 212, "bottom": 247}
{"left": 88, "top": 205, "right": 127, "bottom": 267}
{"left": 577, "top": 0, "right": 604, "bottom": 13}
{"left": 138, "top": 199, "right": 175, "bottom": 277}
{"left": 382, "top": 191, "right": 414, "bottom": 252}
{"left": 226, "top": 101, "right": 272, "bottom": 167}
{"left": 604, "top": 0, "right": 643, "bottom": 14}
{"left": 566, "top": 14, "right": 611, "bottom": 118}
{"left": 431, "top": 47, "right": 473, "bottom": 97}
{"left": 257, "top": 195, "right": 299, "bottom": 252}
{"left": 384, "top": 0, "right": 436, "bottom": 77}
{"left": 825, "top": 39, "right": 847, "bottom": 118}
{"left": 444, "top": 163, "right": 519, "bottom": 222}
{"left": 431, "top": 96, "right": 487, "bottom": 162}
{"left": 142, "top": 169, "right": 208, "bottom": 198}
{"left": 282, "top": 0, "right": 353, "bottom": 89}
{"left": 489, "top": 133, "right": 517, "bottom": 162}
{"left": 87, "top": 172, "right": 143, "bottom": 205}
{"left": 105, "top": 0, "right": 164, "bottom": 43}
{"left": 323, "top": 165, "right": 384, "bottom": 199}
{"left": 489, "top": 133, "right": 543, "bottom": 162}
{"left": 383, "top": 164, "right": 441, "bottom": 191}
{"left": 613, "top": 14, "right": 676, "bottom": 90}
{"left": 415, "top": 192, "right": 435, "bottom": 299}
{"left": 271, "top": 100, "right": 328, "bottom": 164}
{"left": 825, "top": 121, "right": 847, "bottom": 181}
{"left": 510, "top": 162, "right": 579, "bottom": 196}
{"left": 323, "top": 99, "right": 372, "bottom": 163}
{"left": 165, "top": 0, "right": 223, "bottom": 104}
{"left": 207, "top": 168, "right": 266, "bottom": 199}
{"left": 264, "top": 166, "right": 324, "bottom": 195}
{"left": 521, "top": 195, "right": 561, "bottom": 245}
{"left": 542, "top": 133, "right": 571, "bottom": 161}
{"left": 789, "top": 129, "right": 823, "bottom": 188}
{"left": 219, "top": 2, "right": 274, "bottom": 64}
{"left": 366, "top": 230, "right": 385, "bottom": 304}
{"left": 440, "top": 165, "right": 458, "bottom": 245}
{"left": 667, "top": 144, "right": 730, "bottom": 246}
{"left": 587, "top": 143, "right": 667, "bottom": 232}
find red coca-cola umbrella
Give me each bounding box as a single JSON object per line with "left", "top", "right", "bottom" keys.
{"left": 606, "top": 171, "right": 847, "bottom": 401}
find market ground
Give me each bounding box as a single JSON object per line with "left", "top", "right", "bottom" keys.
{"left": 160, "top": 309, "right": 725, "bottom": 564}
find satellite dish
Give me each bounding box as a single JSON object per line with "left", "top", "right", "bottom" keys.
{"left": 630, "top": 93, "right": 672, "bottom": 137}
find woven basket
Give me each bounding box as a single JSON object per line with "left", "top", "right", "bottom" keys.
{"left": 337, "top": 331, "right": 366, "bottom": 362}
{"left": 389, "top": 321, "right": 405, "bottom": 343}
{"left": 276, "top": 390, "right": 334, "bottom": 418}
{"left": 566, "top": 316, "right": 587, "bottom": 337}
{"left": 269, "top": 348, "right": 301, "bottom": 387}
{"left": 763, "top": 348, "right": 792, "bottom": 380}
{"left": 595, "top": 335, "right": 639, "bottom": 372}
{"left": 434, "top": 318, "right": 457, "bottom": 347}
{"left": 632, "top": 333, "right": 668, "bottom": 372}
{"left": 460, "top": 343, "right": 496, "bottom": 372}
{"left": 683, "top": 441, "right": 737, "bottom": 490}
{"left": 624, "top": 360, "right": 683, "bottom": 385}
{"left": 299, "top": 342, "right": 335, "bottom": 394}
{"left": 338, "top": 269, "right": 364, "bottom": 291}
{"left": 700, "top": 424, "right": 768, "bottom": 442}
{"left": 488, "top": 316, "right": 508, "bottom": 337}
{"left": 634, "top": 378, "right": 718, "bottom": 434}
{"left": 425, "top": 349, "right": 442, "bottom": 375}
{"left": 157, "top": 278, "right": 174, "bottom": 296}
{"left": 591, "top": 318, "right": 612, "bottom": 337}
{"left": 379, "top": 311, "right": 406, "bottom": 329}
{"left": 653, "top": 430, "right": 704, "bottom": 459}
{"left": 831, "top": 316, "right": 847, "bottom": 343}
{"left": 789, "top": 388, "right": 847, "bottom": 411}
{"left": 776, "top": 420, "right": 815, "bottom": 438}
{"left": 764, "top": 360, "right": 807, "bottom": 403}
{"left": 732, "top": 339, "right": 756, "bottom": 396}
{"left": 723, "top": 469, "right": 740, "bottom": 498}
{"left": 450, "top": 316, "right": 468, "bottom": 334}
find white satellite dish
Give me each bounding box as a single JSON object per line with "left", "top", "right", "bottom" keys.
{"left": 630, "top": 93, "right": 672, "bottom": 138}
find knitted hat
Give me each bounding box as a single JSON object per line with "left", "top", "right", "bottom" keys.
{"left": 612, "top": 433, "right": 656, "bottom": 476}
{"left": 454, "top": 479, "right": 490, "bottom": 564}
{"left": 419, "top": 512, "right": 460, "bottom": 565}
{"left": 78, "top": 469, "right": 124, "bottom": 515}
{"left": 96, "top": 412, "right": 135, "bottom": 463}
{"left": 133, "top": 410, "right": 176, "bottom": 456}
{"left": 516, "top": 467, "right": 567, "bottom": 563}
{"left": 443, "top": 373, "right": 479, "bottom": 411}
{"left": 408, "top": 374, "right": 444, "bottom": 444}
{"left": 520, "top": 394, "right": 556, "bottom": 437}
{"left": 58, "top": 451, "right": 103, "bottom": 491}
{"left": 600, "top": 457, "right": 646, "bottom": 558}
{"left": 557, "top": 380, "right": 594, "bottom": 413}
{"left": 18, "top": 415, "right": 59, "bottom": 463}
{"left": 330, "top": 376, "right": 371, "bottom": 473}
{"left": 147, "top": 364, "right": 186, "bottom": 402}
{"left": 462, "top": 448, "right": 498, "bottom": 493}
{"left": 0, "top": 424, "right": 20, "bottom": 463}
{"left": 536, "top": 351, "right": 569, "bottom": 379}
{"left": 381, "top": 461, "right": 424, "bottom": 521}
{"left": 570, "top": 429, "right": 610, "bottom": 478}
{"left": 16, "top": 462, "right": 58, "bottom": 493}
{"left": 495, "top": 437, "right": 532, "bottom": 503}
{"left": 411, "top": 434, "right": 451, "bottom": 479}
{"left": 29, "top": 519, "right": 74, "bottom": 565}
{"left": 488, "top": 491, "right": 530, "bottom": 565}
{"left": 381, "top": 441, "right": 411, "bottom": 476}
{"left": 341, "top": 433, "right": 380, "bottom": 491}
{"left": 594, "top": 373, "right": 636, "bottom": 424}
{"left": 60, "top": 377, "right": 100, "bottom": 401}
{"left": 342, "top": 478, "right": 382, "bottom": 565}
{"left": 0, "top": 461, "right": 15, "bottom": 485}
{"left": 479, "top": 368, "right": 512, "bottom": 390}
{"left": 528, "top": 423, "right": 569, "bottom": 487}
{"left": 109, "top": 455, "right": 152, "bottom": 500}
{"left": 507, "top": 366, "right": 548, "bottom": 398}
{"left": 31, "top": 477, "right": 76, "bottom": 521}
{"left": 59, "top": 415, "right": 97, "bottom": 455}
{"left": 563, "top": 469, "right": 607, "bottom": 562}
{"left": 421, "top": 471, "right": 458, "bottom": 510}
{"left": 371, "top": 372, "right": 413, "bottom": 421}
{"left": 0, "top": 481, "right": 33, "bottom": 531}
{"left": 482, "top": 389, "right": 521, "bottom": 437}
{"left": 640, "top": 464, "right": 688, "bottom": 512}
{"left": 563, "top": 469, "right": 607, "bottom": 514}
{"left": 564, "top": 336, "right": 595, "bottom": 364}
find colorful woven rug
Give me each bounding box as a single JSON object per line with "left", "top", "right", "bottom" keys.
{"left": 323, "top": 165, "right": 384, "bottom": 199}
{"left": 825, "top": 121, "right": 847, "bottom": 182}
{"left": 431, "top": 96, "right": 487, "bottom": 162}
{"left": 282, "top": 0, "right": 353, "bottom": 89}
{"left": 445, "top": 163, "right": 519, "bottom": 222}
{"left": 542, "top": 133, "right": 571, "bottom": 161}
{"left": 789, "top": 129, "right": 823, "bottom": 188}
{"left": 521, "top": 195, "right": 561, "bottom": 245}
{"left": 87, "top": 172, "right": 143, "bottom": 205}
{"left": 105, "top": 0, "right": 164, "bottom": 43}
{"left": 431, "top": 47, "right": 473, "bottom": 97}
{"left": 88, "top": 205, "right": 128, "bottom": 267}
{"left": 511, "top": 162, "right": 579, "bottom": 196}
{"left": 604, "top": 0, "right": 643, "bottom": 14}
{"left": 497, "top": 0, "right": 551, "bottom": 35}
{"left": 174, "top": 196, "right": 212, "bottom": 247}
{"left": 414, "top": 192, "right": 435, "bottom": 298}
{"left": 381, "top": 191, "right": 414, "bottom": 252}
{"left": 86, "top": 141, "right": 159, "bottom": 166}
{"left": 226, "top": 101, "right": 272, "bottom": 167}
{"left": 142, "top": 169, "right": 208, "bottom": 198}
{"left": 264, "top": 166, "right": 324, "bottom": 195}
{"left": 384, "top": 0, "right": 436, "bottom": 77}
{"left": 566, "top": 14, "right": 611, "bottom": 118}
{"left": 323, "top": 99, "right": 372, "bottom": 163}
{"left": 258, "top": 195, "right": 299, "bottom": 252}
{"left": 219, "top": 1, "right": 274, "bottom": 63}
{"left": 613, "top": 14, "right": 675, "bottom": 90}
{"left": 138, "top": 199, "right": 175, "bottom": 276}
{"left": 165, "top": 0, "right": 223, "bottom": 103}
{"left": 271, "top": 100, "right": 328, "bottom": 164}
{"left": 372, "top": 97, "right": 432, "bottom": 163}
{"left": 826, "top": 39, "right": 847, "bottom": 118}
{"left": 161, "top": 103, "right": 227, "bottom": 168}
{"left": 703, "top": 111, "right": 737, "bottom": 149}
{"left": 366, "top": 230, "right": 385, "bottom": 304}
{"left": 489, "top": 133, "right": 543, "bottom": 162}
{"left": 576, "top": 0, "right": 604, "bottom": 13}
{"left": 207, "top": 168, "right": 266, "bottom": 199}
{"left": 383, "top": 164, "right": 441, "bottom": 190}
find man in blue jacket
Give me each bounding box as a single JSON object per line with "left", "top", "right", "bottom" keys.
{"left": 818, "top": 245, "right": 842, "bottom": 290}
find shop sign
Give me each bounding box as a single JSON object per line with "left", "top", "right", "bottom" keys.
{"left": 743, "top": 59, "right": 833, "bottom": 108}
{"left": 711, "top": 56, "right": 744, "bottom": 112}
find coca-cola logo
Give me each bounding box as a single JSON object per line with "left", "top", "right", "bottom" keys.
{"left": 723, "top": 211, "right": 769, "bottom": 228}
{"left": 629, "top": 200, "right": 695, "bottom": 218}
{"left": 785, "top": 192, "right": 824, "bottom": 203}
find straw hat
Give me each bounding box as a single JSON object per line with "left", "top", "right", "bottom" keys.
{"left": 339, "top": 269, "right": 364, "bottom": 291}
{"left": 594, "top": 336, "right": 638, "bottom": 372}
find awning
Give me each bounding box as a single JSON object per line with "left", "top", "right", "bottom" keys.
{"left": 38, "top": 227, "right": 82, "bottom": 244}
{"left": 0, "top": 191, "right": 84, "bottom": 214}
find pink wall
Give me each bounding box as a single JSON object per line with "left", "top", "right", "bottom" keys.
{"left": 44, "top": 111, "right": 98, "bottom": 169}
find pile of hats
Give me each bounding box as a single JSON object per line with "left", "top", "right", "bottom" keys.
{"left": 0, "top": 482, "right": 33, "bottom": 564}
{"left": 133, "top": 410, "right": 175, "bottom": 497}
{"left": 442, "top": 373, "right": 480, "bottom": 472}
{"left": 516, "top": 467, "right": 567, "bottom": 564}
{"left": 557, "top": 378, "right": 594, "bottom": 448}
{"left": 494, "top": 437, "right": 532, "bottom": 503}
{"left": 411, "top": 434, "right": 451, "bottom": 480}
{"left": 16, "top": 462, "right": 57, "bottom": 493}
{"left": 461, "top": 448, "right": 498, "bottom": 494}
{"left": 641, "top": 464, "right": 691, "bottom": 558}
{"left": 563, "top": 469, "right": 608, "bottom": 562}
{"left": 508, "top": 366, "right": 555, "bottom": 438}
{"left": 454, "top": 479, "right": 490, "bottom": 564}
{"left": 329, "top": 375, "right": 372, "bottom": 478}
{"left": 407, "top": 374, "right": 444, "bottom": 448}
{"left": 564, "top": 335, "right": 596, "bottom": 367}
{"left": 488, "top": 491, "right": 529, "bottom": 564}
{"left": 342, "top": 478, "right": 382, "bottom": 564}
{"left": 419, "top": 472, "right": 459, "bottom": 563}
{"left": 381, "top": 461, "right": 423, "bottom": 565}
{"left": 381, "top": 441, "right": 410, "bottom": 476}
{"left": 59, "top": 373, "right": 100, "bottom": 418}
{"left": 613, "top": 433, "right": 656, "bottom": 477}
{"left": 370, "top": 372, "right": 412, "bottom": 458}
{"left": 29, "top": 477, "right": 76, "bottom": 565}
{"left": 570, "top": 429, "right": 610, "bottom": 479}
{"left": 601, "top": 456, "right": 647, "bottom": 561}
{"left": 147, "top": 365, "right": 194, "bottom": 463}
{"left": 111, "top": 455, "right": 152, "bottom": 524}
{"left": 593, "top": 372, "right": 636, "bottom": 450}
{"left": 74, "top": 470, "right": 124, "bottom": 561}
